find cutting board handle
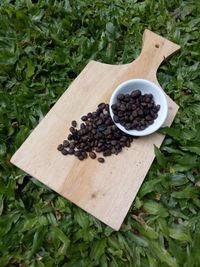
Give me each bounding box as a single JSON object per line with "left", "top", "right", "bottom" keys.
{"left": 136, "top": 29, "right": 180, "bottom": 74}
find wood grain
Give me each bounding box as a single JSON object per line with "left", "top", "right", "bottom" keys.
{"left": 11, "top": 30, "right": 180, "bottom": 230}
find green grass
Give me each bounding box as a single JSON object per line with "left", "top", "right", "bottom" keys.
{"left": 0, "top": 0, "right": 200, "bottom": 266}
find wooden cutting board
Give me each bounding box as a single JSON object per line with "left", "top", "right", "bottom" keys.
{"left": 11, "top": 30, "right": 180, "bottom": 230}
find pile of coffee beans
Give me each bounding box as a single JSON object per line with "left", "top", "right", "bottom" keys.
{"left": 57, "top": 103, "right": 134, "bottom": 162}
{"left": 111, "top": 90, "right": 160, "bottom": 131}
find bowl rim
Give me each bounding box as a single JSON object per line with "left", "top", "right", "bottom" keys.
{"left": 109, "top": 78, "right": 168, "bottom": 136}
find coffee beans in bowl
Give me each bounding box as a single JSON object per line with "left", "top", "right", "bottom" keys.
{"left": 109, "top": 79, "right": 168, "bottom": 136}
{"left": 111, "top": 90, "right": 160, "bottom": 131}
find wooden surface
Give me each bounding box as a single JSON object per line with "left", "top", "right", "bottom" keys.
{"left": 11, "top": 30, "right": 180, "bottom": 230}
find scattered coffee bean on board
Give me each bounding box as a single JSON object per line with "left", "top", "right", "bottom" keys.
{"left": 72, "top": 120, "right": 77, "bottom": 127}
{"left": 98, "top": 157, "right": 105, "bottom": 163}
{"left": 57, "top": 103, "right": 134, "bottom": 162}
{"left": 89, "top": 152, "right": 97, "bottom": 159}
{"left": 57, "top": 144, "right": 64, "bottom": 151}
{"left": 111, "top": 90, "right": 160, "bottom": 131}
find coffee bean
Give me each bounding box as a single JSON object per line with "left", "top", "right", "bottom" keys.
{"left": 82, "top": 151, "right": 88, "bottom": 159}
{"left": 68, "top": 148, "right": 74, "bottom": 155}
{"left": 126, "top": 103, "right": 132, "bottom": 110}
{"left": 141, "top": 102, "right": 147, "bottom": 107}
{"left": 81, "top": 115, "right": 87, "bottom": 121}
{"left": 117, "top": 94, "right": 125, "bottom": 100}
{"left": 145, "top": 97, "right": 151, "bottom": 103}
{"left": 98, "top": 102, "right": 106, "bottom": 110}
{"left": 96, "top": 119, "right": 103, "bottom": 125}
{"left": 132, "top": 110, "right": 137, "bottom": 117}
{"left": 147, "top": 93, "right": 153, "bottom": 99}
{"left": 111, "top": 140, "right": 117, "bottom": 145}
{"left": 57, "top": 144, "right": 64, "bottom": 151}
{"left": 68, "top": 134, "right": 73, "bottom": 140}
{"left": 69, "top": 142, "right": 75, "bottom": 149}
{"left": 72, "top": 120, "right": 77, "bottom": 127}
{"left": 63, "top": 140, "right": 69, "bottom": 147}
{"left": 131, "top": 90, "right": 141, "bottom": 98}
{"left": 143, "top": 108, "right": 150, "bottom": 115}
{"left": 156, "top": 105, "right": 160, "bottom": 111}
{"left": 125, "top": 141, "right": 131, "bottom": 147}
{"left": 89, "top": 152, "right": 96, "bottom": 159}
{"left": 74, "top": 150, "right": 81, "bottom": 157}
{"left": 138, "top": 109, "right": 143, "bottom": 116}
{"left": 78, "top": 155, "right": 84, "bottom": 160}
{"left": 61, "top": 149, "right": 68, "bottom": 155}
{"left": 153, "top": 113, "right": 158, "bottom": 119}
{"left": 146, "top": 115, "right": 152, "bottom": 121}
{"left": 80, "top": 123, "right": 86, "bottom": 129}
{"left": 103, "top": 151, "right": 110, "bottom": 157}
{"left": 120, "top": 104, "right": 126, "bottom": 111}
{"left": 113, "top": 115, "right": 119, "bottom": 123}
{"left": 69, "top": 127, "right": 75, "bottom": 134}
{"left": 98, "top": 157, "right": 105, "bottom": 163}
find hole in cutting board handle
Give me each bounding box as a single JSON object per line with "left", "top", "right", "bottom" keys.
{"left": 155, "top": 44, "right": 159, "bottom": 48}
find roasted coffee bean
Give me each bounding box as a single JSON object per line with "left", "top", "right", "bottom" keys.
{"left": 72, "top": 120, "right": 77, "bottom": 127}
{"left": 125, "top": 141, "right": 131, "bottom": 147}
{"left": 98, "top": 103, "right": 106, "bottom": 110}
{"left": 85, "top": 113, "right": 91, "bottom": 118}
{"left": 146, "top": 115, "right": 152, "bottom": 121}
{"left": 156, "top": 105, "right": 160, "bottom": 111}
{"left": 63, "top": 140, "right": 69, "bottom": 147}
{"left": 138, "top": 109, "right": 143, "bottom": 116}
{"left": 82, "top": 151, "right": 88, "bottom": 159}
{"left": 131, "top": 90, "right": 141, "bottom": 98}
{"left": 125, "top": 123, "right": 132, "bottom": 130}
{"left": 68, "top": 148, "right": 74, "bottom": 155}
{"left": 113, "top": 115, "right": 119, "bottom": 123}
{"left": 143, "top": 108, "right": 149, "bottom": 115}
{"left": 147, "top": 93, "right": 153, "bottom": 99}
{"left": 74, "top": 150, "right": 81, "bottom": 157}
{"left": 69, "top": 142, "right": 75, "bottom": 149}
{"left": 89, "top": 152, "right": 96, "bottom": 159}
{"left": 78, "top": 155, "right": 84, "bottom": 160}
{"left": 103, "top": 150, "right": 111, "bottom": 157}
{"left": 111, "top": 140, "right": 117, "bottom": 146}
{"left": 68, "top": 134, "right": 73, "bottom": 140}
{"left": 80, "top": 123, "right": 86, "bottom": 129}
{"left": 126, "top": 103, "right": 132, "bottom": 110}
{"left": 132, "top": 110, "right": 137, "bottom": 117}
{"left": 69, "top": 127, "right": 75, "bottom": 134}
{"left": 141, "top": 102, "right": 147, "bottom": 107}
{"left": 120, "top": 104, "right": 126, "bottom": 111}
{"left": 57, "top": 144, "right": 64, "bottom": 151}
{"left": 61, "top": 149, "right": 68, "bottom": 155}
{"left": 117, "top": 94, "right": 124, "bottom": 100}
{"left": 132, "top": 104, "right": 137, "bottom": 110}
{"left": 81, "top": 115, "right": 87, "bottom": 121}
{"left": 98, "top": 157, "right": 105, "bottom": 163}
{"left": 153, "top": 113, "right": 158, "bottom": 119}
{"left": 96, "top": 119, "right": 102, "bottom": 125}
{"left": 111, "top": 104, "right": 118, "bottom": 111}
{"left": 145, "top": 97, "right": 151, "bottom": 103}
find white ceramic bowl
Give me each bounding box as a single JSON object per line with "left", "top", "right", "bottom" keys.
{"left": 109, "top": 79, "right": 168, "bottom": 136}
